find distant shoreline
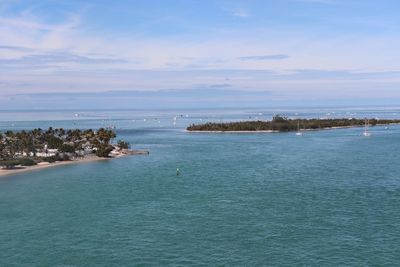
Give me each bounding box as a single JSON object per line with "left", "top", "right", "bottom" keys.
{"left": 186, "top": 130, "right": 278, "bottom": 133}
{"left": 0, "top": 150, "right": 149, "bottom": 178}
{"left": 186, "top": 123, "right": 399, "bottom": 133}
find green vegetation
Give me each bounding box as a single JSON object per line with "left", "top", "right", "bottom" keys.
{"left": 0, "top": 158, "right": 36, "bottom": 169}
{"left": 18, "top": 158, "right": 36, "bottom": 166}
{"left": 59, "top": 143, "right": 75, "bottom": 153}
{"left": 0, "top": 127, "right": 120, "bottom": 168}
{"left": 117, "top": 140, "right": 130, "bottom": 149}
{"left": 95, "top": 144, "right": 114, "bottom": 158}
{"left": 187, "top": 115, "right": 400, "bottom": 132}
{"left": 42, "top": 154, "right": 70, "bottom": 163}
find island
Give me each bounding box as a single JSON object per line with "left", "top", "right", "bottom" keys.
{"left": 186, "top": 115, "right": 400, "bottom": 132}
{"left": 0, "top": 127, "right": 149, "bottom": 177}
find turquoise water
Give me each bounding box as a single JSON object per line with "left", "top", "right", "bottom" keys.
{"left": 1, "top": 108, "right": 400, "bottom": 266}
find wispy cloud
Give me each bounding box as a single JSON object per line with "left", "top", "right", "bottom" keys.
{"left": 0, "top": 13, "right": 81, "bottom": 32}
{"left": 0, "top": 52, "right": 128, "bottom": 70}
{"left": 1, "top": 0, "right": 400, "bottom": 108}
{"left": 286, "top": 69, "right": 400, "bottom": 80}
{"left": 192, "top": 83, "right": 232, "bottom": 89}
{"left": 3, "top": 88, "right": 276, "bottom": 109}
{"left": 232, "top": 9, "right": 250, "bottom": 18}
{"left": 0, "top": 45, "right": 32, "bottom": 51}
{"left": 0, "top": 7, "right": 82, "bottom": 55}
{"left": 239, "top": 54, "right": 290, "bottom": 61}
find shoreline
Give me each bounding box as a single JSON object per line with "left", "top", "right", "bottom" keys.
{"left": 186, "top": 130, "right": 278, "bottom": 133}
{"left": 0, "top": 156, "right": 109, "bottom": 178}
{"left": 0, "top": 150, "right": 149, "bottom": 178}
{"left": 186, "top": 123, "right": 399, "bottom": 133}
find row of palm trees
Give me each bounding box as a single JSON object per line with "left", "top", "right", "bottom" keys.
{"left": 0, "top": 127, "right": 117, "bottom": 161}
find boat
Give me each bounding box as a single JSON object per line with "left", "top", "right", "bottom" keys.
{"left": 295, "top": 120, "right": 303, "bottom": 136}
{"left": 363, "top": 119, "right": 372, "bottom": 137}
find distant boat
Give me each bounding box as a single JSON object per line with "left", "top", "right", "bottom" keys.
{"left": 295, "top": 120, "right": 303, "bottom": 136}
{"left": 363, "top": 119, "right": 372, "bottom": 137}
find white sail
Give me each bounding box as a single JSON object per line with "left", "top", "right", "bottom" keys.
{"left": 363, "top": 118, "right": 371, "bottom": 137}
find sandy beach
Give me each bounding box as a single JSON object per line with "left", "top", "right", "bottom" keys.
{"left": 0, "top": 156, "right": 109, "bottom": 178}
{"left": 0, "top": 150, "right": 150, "bottom": 178}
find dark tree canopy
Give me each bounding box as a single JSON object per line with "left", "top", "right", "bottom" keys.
{"left": 187, "top": 118, "right": 400, "bottom": 132}
{"left": 0, "top": 127, "right": 119, "bottom": 162}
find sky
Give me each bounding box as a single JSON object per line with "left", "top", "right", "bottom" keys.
{"left": 1, "top": 0, "right": 400, "bottom": 109}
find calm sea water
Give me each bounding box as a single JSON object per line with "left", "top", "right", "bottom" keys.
{"left": 1, "top": 108, "right": 400, "bottom": 266}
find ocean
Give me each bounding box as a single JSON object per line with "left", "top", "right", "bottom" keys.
{"left": 1, "top": 107, "right": 400, "bottom": 266}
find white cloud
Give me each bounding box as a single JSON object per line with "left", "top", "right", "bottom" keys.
{"left": 0, "top": 0, "right": 400, "bottom": 106}
{"left": 232, "top": 9, "right": 250, "bottom": 18}
{"left": 239, "top": 55, "right": 290, "bottom": 61}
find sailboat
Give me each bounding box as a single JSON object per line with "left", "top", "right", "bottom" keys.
{"left": 295, "top": 120, "right": 303, "bottom": 136}
{"left": 363, "top": 119, "right": 372, "bottom": 137}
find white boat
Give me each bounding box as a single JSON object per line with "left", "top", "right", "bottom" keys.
{"left": 363, "top": 119, "right": 372, "bottom": 137}
{"left": 295, "top": 120, "right": 303, "bottom": 136}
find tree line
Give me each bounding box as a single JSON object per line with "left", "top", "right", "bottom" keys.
{"left": 187, "top": 115, "right": 400, "bottom": 132}
{"left": 0, "top": 127, "right": 129, "bottom": 167}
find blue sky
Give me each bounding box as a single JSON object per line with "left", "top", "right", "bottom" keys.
{"left": 1, "top": 0, "right": 400, "bottom": 109}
